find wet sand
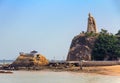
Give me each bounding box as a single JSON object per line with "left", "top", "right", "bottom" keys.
{"left": 1, "top": 70, "right": 120, "bottom": 83}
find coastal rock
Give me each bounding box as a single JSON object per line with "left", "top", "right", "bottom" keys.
{"left": 67, "top": 33, "right": 97, "bottom": 61}
{"left": 11, "top": 51, "right": 48, "bottom": 67}
{"left": 67, "top": 13, "right": 99, "bottom": 61}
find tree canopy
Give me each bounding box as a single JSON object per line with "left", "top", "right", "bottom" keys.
{"left": 92, "top": 29, "right": 120, "bottom": 60}
{"left": 116, "top": 30, "right": 120, "bottom": 36}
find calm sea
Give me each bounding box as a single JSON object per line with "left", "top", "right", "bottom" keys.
{"left": 0, "top": 60, "right": 13, "bottom": 64}
{"left": 0, "top": 71, "right": 120, "bottom": 83}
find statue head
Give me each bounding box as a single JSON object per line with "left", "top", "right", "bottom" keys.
{"left": 88, "top": 13, "right": 92, "bottom": 17}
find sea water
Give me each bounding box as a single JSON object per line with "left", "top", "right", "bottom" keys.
{"left": 0, "top": 60, "right": 13, "bottom": 64}
{"left": 0, "top": 71, "right": 120, "bottom": 83}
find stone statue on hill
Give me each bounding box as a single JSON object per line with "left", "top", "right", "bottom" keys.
{"left": 87, "top": 13, "right": 98, "bottom": 33}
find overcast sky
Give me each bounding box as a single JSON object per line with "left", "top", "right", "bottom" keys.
{"left": 0, "top": 0, "right": 120, "bottom": 60}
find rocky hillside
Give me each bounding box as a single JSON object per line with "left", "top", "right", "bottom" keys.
{"left": 67, "top": 33, "right": 97, "bottom": 61}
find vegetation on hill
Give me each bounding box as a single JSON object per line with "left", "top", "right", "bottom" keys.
{"left": 116, "top": 30, "right": 120, "bottom": 36}
{"left": 92, "top": 29, "right": 120, "bottom": 61}
{"left": 85, "top": 31, "right": 98, "bottom": 37}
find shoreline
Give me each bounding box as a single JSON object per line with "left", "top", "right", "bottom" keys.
{"left": 5, "top": 65, "right": 120, "bottom": 76}
{"left": 48, "top": 65, "right": 120, "bottom": 76}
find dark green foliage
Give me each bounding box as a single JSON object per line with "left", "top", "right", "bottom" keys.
{"left": 116, "top": 30, "right": 120, "bottom": 36}
{"left": 92, "top": 29, "right": 120, "bottom": 61}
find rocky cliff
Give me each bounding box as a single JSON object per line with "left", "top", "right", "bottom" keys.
{"left": 67, "top": 33, "right": 97, "bottom": 61}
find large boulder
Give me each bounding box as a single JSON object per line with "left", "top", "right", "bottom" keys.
{"left": 67, "top": 33, "right": 97, "bottom": 61}
{"left": 11, "top": 52, "right": 48, "bottom": 67}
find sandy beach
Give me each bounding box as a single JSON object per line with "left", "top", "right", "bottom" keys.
{"left": 2, "top": 63, "right": 120, "bottom": 76}
{"left": 42, "top": 65, "right": 120, "bottom": 76}
{"left": 71, "top": 65, "right": 120, "bottom": 76}
{"left": 33, "top": 65, "right": 120, "bottom": 76}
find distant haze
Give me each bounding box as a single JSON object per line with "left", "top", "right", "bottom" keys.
{"left": 0, "top": 0, "right": 120, "bottom": 60}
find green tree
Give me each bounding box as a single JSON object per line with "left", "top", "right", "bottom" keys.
{"left": 116, "top": 30, "right": 120, "bottom": 36}
{"left": 116, "top": 30, "right": 120, "bottom": 56}
{"left": 92, "top": 29, "right": 120, "bottom": 60}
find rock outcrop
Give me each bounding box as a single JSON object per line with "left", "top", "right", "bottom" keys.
{"left": 11, "top": 51, "right": 48, "bottom": 67}
{"left": 67, "top": 13, "right": 99, "bottom": 61}
{"left": 67, "top": 33, "right": 97, "bottom": 61}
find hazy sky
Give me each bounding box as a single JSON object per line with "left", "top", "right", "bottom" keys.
{"left": 0, "top": 0, "right": 120, "bottom": 60}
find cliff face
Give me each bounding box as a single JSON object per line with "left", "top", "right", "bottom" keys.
{"left": 11, "top": 53, "right": 48, "bottom": 67}
{"left": 67, "top": 33, "right": 97, "bottom": 61}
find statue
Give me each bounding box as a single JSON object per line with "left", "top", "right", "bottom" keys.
{"left": 87, "top": 13, "right": 98, "bottom": 33}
